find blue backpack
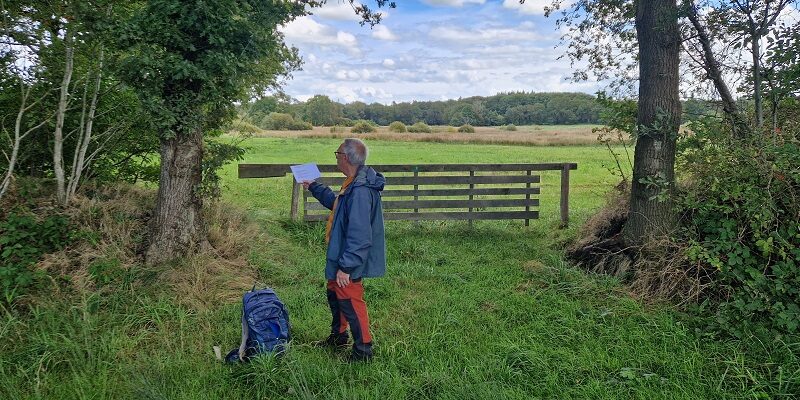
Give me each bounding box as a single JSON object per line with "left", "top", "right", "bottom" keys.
{"left": 226, "top": 287, "right": 291, "bottom": 362}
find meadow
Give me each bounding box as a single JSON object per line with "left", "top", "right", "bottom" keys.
{"left": 1, "top": 136, "right": 795, "bottom": 399}
{"left": 231, "top": 122, "right": 605, "bottom": 146}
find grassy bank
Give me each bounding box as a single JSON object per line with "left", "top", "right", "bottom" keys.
{"left": 1, "top": 138, "right": 796, "bottom": 399}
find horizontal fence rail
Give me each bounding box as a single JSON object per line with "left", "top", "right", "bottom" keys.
{"left": 238, "top": 163, "right": 577, "bottom": 227}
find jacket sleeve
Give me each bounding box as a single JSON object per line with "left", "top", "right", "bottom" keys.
{"left": 308, "top": 181, "right": 336, "bottom": 210}
{"left": 338, "top": 187, "right": 373, "bottom": 273}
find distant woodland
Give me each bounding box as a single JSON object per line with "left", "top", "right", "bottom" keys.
{"left": 240, "top": 92, "right": 723, "bottom": 128}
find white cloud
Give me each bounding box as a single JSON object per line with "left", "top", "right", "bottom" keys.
{"left": 776, "top": 5, "right": 800, "bottom": 25}
{"left": 372, "top": 25, "right": 398, "bottom": 41}
{"left": 311, "top": 1, "right": 362, "bottom": 21}
{"left": 435, "top": 69, "right": 482, "bottom": 83}
{"left": 429, "top": 23, "right": 545, "bottom": 43}
{"left": 359, "top": 86, "right": 393, "bottom": 100}
{"left": 319, "top": 84, "right": 393, "bottom": 103}
{"left": 502, "top": 0, "right": 564, "bottom": 15}
{"left": 382, "top": 58, "right": 396, "bottom": 68}
{"left": 422, "top": 0, "right": 486, "bottom": 6}
{"left": 280, "top": 16, "right": 360, "bottom": 55}
{"left": 335, "top": 68, "right": 373, "bottom": 81}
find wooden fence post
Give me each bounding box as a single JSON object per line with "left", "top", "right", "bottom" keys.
{"left": 560, "top": 164, "right": 570, "bottom": 228}
{"left": 290, "top": 180, "right": 301, "bottom": 222}
{"left": 468, "top": 170, "right": 475, "bottom": 227}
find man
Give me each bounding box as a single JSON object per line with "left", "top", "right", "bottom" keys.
{"left": 302, "top": 138, "right": 386, "bottom": 362}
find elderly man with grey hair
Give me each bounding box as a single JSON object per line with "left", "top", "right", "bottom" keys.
{"left": 302, "top": 138, "right": 386, "bottom": 362}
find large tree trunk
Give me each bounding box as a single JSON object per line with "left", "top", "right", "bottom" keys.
{"left": 145, "top": 130, "right": 204, "bottom": 265}
{"left": 624, "top": 0, "right": 682, "bottom": 245}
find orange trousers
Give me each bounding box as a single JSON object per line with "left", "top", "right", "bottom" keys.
{"left": 326, "top": 279, "right": 372, "bottom": 348}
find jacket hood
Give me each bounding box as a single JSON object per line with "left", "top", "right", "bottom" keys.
{"left": 352, "top": 166, "right": 385, "bottom": 191}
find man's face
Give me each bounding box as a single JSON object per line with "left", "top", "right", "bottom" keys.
{"left": 335, "top": 143, "right": 348, "bottom": 174}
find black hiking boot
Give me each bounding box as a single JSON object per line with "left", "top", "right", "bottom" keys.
{"left": 345, "top": 343, "right": 373, "bottom": 363}
{"left": 312, "top": 333, "right": 349, "bottom": 349}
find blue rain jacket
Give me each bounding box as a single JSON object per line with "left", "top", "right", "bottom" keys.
{"left": 308, "top": 166, "right": 386, "bottom": 280}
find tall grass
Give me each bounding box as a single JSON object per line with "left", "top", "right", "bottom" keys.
{"left": 1, "top": 138, "right": 797, "bottom": 398}
{"left": 232, "top": 124, "right": 605, "bottom": 146}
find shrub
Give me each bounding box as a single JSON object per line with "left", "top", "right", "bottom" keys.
{"left": 676, "top": 118, "right": 800, "bottom": 338}
{"left": 334, "top": 117, "right": 355, "bottom": 127}
{"left": 388, "top": 121, "right": 407, "bottom": 133}
{"left": 501, "top": 124, "right": 517, "bottom": 131}
{"left": 260, "top": 112, "right": 312, "bottom": 131}
{"left": 458, "top": 124, "right": 475, "bottom": 133}
{"left": 289, "top": 120, "right": 313, "bottom": 130}
{"left": 408, "top": 122, "right": 432, "bottom": 133}
{"left": 351, "top": 120, "right": 376, "bottom": 133}
{"left": 0, "top": 212, "right": 72, "bottom": 302}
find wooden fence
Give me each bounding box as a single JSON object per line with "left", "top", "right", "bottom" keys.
{"left": 238, "top": 163, "right": 577, "bottom": 227}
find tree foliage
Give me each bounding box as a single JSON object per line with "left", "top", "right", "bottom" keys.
{"left": 241, "top": 92, "right": 606, "bottom": 128}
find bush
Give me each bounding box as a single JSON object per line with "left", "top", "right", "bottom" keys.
{"left": 229, "top": 120, "right": 261, "bottom": 134}
{"left": 388, "top": 121, "right": 407, "bottom": 133}
{"left": 334, "top": 117, "right": 355, "bottom": 127}
{"left": 351, "top": 120, "right": 376, "bottom": 133}
{"left": 500, "top": 124, "right": 517, "bottom": 131}
{"left": 677, "top": 118, "right": 800, "bottom": 338}
{"left": 458, "top": 124, "right": 475, "bottom": 133}
{"left": 0, "top": 212, "right": 72, "bottom": 302}
{"left": 408, "top": 122, "right": 432, "bottom": 133}
{"left": 260, "top": 112, "right": 312, "bottom": 131}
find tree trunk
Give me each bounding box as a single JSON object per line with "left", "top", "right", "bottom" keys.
{"left": 0, "top": 82, "right": 50, "bottom": 200}
{"left": 67, "top": 48, "right": 104, "bottom": 201}
{"left": 685, "top": 4, "right": 750, "bottom": 138}
{"left": 624, "top": 0, "right": 682, "bottom": 245}
{"left": 752, "top": 28, "right": 763, "bottom": 128}
{"left": 53, "top": 33, "right": 74, "bottom": 205}
{"left": 145, "top": 129, "right": 204, "bottom": 266}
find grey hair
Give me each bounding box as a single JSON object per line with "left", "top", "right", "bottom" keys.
{"left": 342, "top": 138, "right": 368, "bottom": 166}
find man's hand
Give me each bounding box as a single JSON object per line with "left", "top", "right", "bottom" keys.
{"left": 336, "top": 270, "right": 351, "bottom": 288}
{"left": 302, "top": 180, "right": 314, "bottom": 190}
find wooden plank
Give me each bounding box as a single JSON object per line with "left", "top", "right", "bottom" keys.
{"left": 380, "top": 187, "right": 541, "bottom": 197}
{"left": 413, "top": 170, "right": 419, "bottom": 214}
{"left": 525, "top": 170, "right": 531, "bottom": 227}
{"left": 560, "top": 164, "right": 571, "bottom": 228}
{"left": 366, "top": 163, "right": 576, "bottom": 173}
{"left": 238, "top": 163, "right": 578, "bottom": 178}
{"left": 290, "top": 181, "right": 301, "bottom": 221}
{"left": 304, "top": 210, "right": 540, "bottom": 222}
{"left": 468, "top": 170, "right": 475, "bottom": 227}
{"left": 305, "top": 198, "right": 540, "bottom": 211}
{"left": 316, "top": 174, "right": 541, "bottom": 186}
{"left": 238, "top": 164, "right": 288, "bottom": 178}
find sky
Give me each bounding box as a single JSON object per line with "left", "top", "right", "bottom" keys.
{"left": 277, "top": 0, "right": 599, "bottom": 104}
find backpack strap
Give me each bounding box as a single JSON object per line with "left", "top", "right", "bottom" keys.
{"left": 237, "top": 306, "right": 249, "bottom": 361}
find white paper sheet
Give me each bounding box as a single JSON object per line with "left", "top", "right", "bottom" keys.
{"left": 290, "top": 163, "right": 322, "bottom": 183}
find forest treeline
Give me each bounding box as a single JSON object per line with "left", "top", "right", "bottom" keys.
{"left": 240, "top": 92, "right": 722, "bottom": 128}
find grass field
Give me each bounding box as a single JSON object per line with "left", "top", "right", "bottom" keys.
{"left": 230, "top": 122, "right": 605, "bottom": 146}
{"left": 1, "top": 137, "right": 797, "bottom": 399}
